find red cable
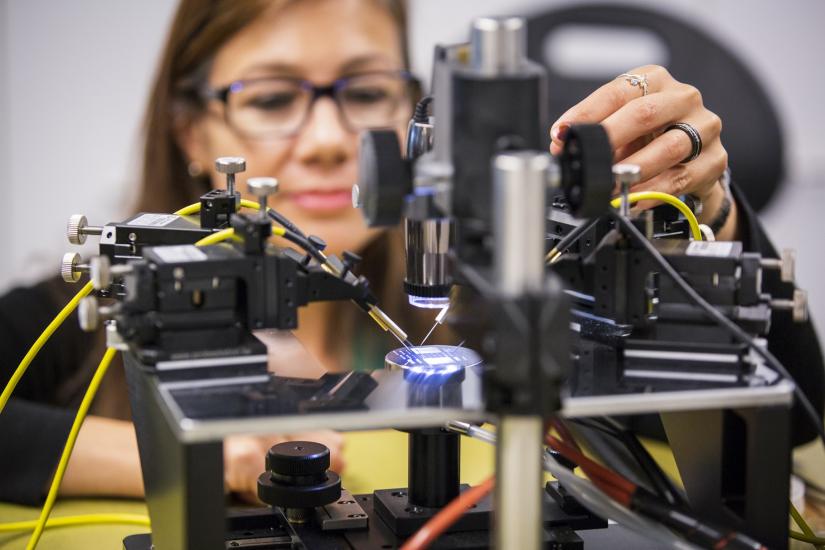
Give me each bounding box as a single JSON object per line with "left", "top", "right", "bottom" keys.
{"left": 400, "top": 476, "right": 495, "bottom": 550}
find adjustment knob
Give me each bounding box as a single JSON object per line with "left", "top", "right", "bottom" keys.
{"left": 67, "top": 214, "right": 88, "bottom": 245}
{"left": 61, "top": 252, "right": 85, "bottom": 283}
{"left": 215, "top": 156, "right": 246, "bottom": 174}
{"left": 78, "top": 296, "right": 99, "bottom": 332}
{"left": 247, "top": 177, "right": 278, "bottom": 219}
{"left": 90, "top": 255, "right": 111, "bottom": 290}
{"left": 559, "top": 124, "right": 613, "bottom": 219}
{"left": 780, "top": 249, "right": 796, "bottom": 283}
{"left": 356, "top": 129, "right": 412, "bottom": 227}
{"left": 257, "top": 441, "right": 341, "bottom": 523}
{"left": 216, "top": 157, "right": 246, "bottom": 196}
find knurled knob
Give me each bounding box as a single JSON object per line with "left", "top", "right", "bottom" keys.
{"left": 247, "top": 177, "right": 279, "bottom": 197}
{"left": 612, "top": 163, "right": 642, "bottom": 186}
{"left": 77, "top": 296, "right": 99, "bottom": 332}
{"left": 215, "top": 157, "right": 246, "bottom": 174}
{"left": 266, "top": 441, "right": 330, "bottom": 476}
{"left": 780, "top": 249, "right": 796, "bottom": 283}
{"left": 90, "top": 255, "right": 111, "bottom": 290}
{"left": 61, "top": 252, "right": 83, "bottom": 283}
{"left": 67, "top": 214, "right": 88, "bottom": 245}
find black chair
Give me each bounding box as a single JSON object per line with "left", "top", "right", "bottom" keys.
{"left": 527, "top": 4, "right": 784, "bottom": 212}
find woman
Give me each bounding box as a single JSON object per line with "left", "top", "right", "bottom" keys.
{"left": 0, "top": 0, "right": 822, "bottom": 507}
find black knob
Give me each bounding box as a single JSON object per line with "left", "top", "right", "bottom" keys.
{"left": 342, "top": 250, "right": 362, "bottom": 271}
{"left": 356, "top": 129, "right": 412, "bottom": 227}
{"left": 559, "top": 124, "right": 613, "bottom": 219}
{"left": 257, "top": 441, "right": 341, "bottom": 511}
{"left": 307, "top": 235, "right": 327, "bottom": 252}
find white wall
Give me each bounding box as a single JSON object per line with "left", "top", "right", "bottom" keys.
{"left": 2, "top": 0, "right": 823, "bottom": 325}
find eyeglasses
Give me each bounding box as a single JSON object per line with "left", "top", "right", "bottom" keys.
{"left": 202, "top": 70, "right": 417, "bottom": 139}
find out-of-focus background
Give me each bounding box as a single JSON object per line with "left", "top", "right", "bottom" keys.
{"left": 1, "top": 0, "right": 823, "bottom": 323}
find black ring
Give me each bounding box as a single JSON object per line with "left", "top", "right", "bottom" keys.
{"left": 665, "top": 122, "right": 702, "bottom": 163}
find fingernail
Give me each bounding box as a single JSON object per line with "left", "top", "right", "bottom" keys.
{"left": 551, "top": 122, "right": 570, "bottom": 142}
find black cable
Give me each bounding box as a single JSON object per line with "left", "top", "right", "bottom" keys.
{"left": 277, "top": 228, "right": 327, "bottom": 265}
{"left": 267, "top": 208, "right": 307, "bottom": 239}
{"left": 548, "top": 217, "right": 600, "bottom": 261}
{"left": 573, "top": 417, "right": 686, "bottom": 507}
{"left": 413, "top": 95, "right": 433, "bottom": 123}
{"left": 609, "top": 209, "right": 825, "bottom": 447}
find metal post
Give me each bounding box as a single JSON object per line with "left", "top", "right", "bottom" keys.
{"left": 491, "top": 149, "right": 549, "bottom": 550}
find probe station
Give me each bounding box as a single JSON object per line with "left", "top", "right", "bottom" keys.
{"left": 4, "top": 14, "right": 819, "bottom": 550}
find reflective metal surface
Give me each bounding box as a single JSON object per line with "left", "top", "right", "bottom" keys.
{"left": 140, "top": 332, "right": 793, "bottom": 444}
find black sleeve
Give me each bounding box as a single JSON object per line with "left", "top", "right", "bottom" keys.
{"left": 0, "top": 279, "right": 93, "bottom": 504}
{"left": 731, "top": 182, "right": 825, "bottom": 445}
{"left": 0, "top": 399, "right": 74, "bottom": 504}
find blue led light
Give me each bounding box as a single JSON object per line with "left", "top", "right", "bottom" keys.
{"left": 408, "top": 295, "right": 451, "bottom": 309}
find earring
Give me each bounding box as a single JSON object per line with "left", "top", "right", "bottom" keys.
{"left": 188, "top": 160, "right": 204, "bottom": 177}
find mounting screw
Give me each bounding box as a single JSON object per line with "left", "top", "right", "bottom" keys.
{"left": 771, "top": 288, "right": 809, "bottom": 323}
{"left": 612, "top": 163, "right": 642, "bottom": 218}
{"left": 215, "top": 156, "right": 246, "bottom": 196}
{"left": 247, "top": 177, "right": 279, "bottom": 220}
{"left": 78, "top": 296, "right": 99, "bottom": 332}
{"left": 61, "top": 252, "right": 88, "bottom": 283}
{"left": 67, "top": 214, "right": 103, "bottom": 245}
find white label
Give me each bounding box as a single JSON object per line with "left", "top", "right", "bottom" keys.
{"left": 686, "top": 241, "right": 733, "bottom": 257}
{"left": 152, "top": 245, "right": 207, "bottom": 263}
{"left": 128, "top": 213, "right": 179, "bottom": 227}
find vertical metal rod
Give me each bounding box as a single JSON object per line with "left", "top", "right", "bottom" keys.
{"left": 491, "top": 149, "right": 548, "bottom": 550}
{"left": 495, "top": 415, "right": 544, "bottom": 550}
{"left": 227, "top": 173, "right": 235, "bottom": 197}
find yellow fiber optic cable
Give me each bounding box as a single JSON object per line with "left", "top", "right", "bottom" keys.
{"left": 25, "top": 347, "right": 118, "bottom": 550}
{"left": 609, "top": 191, "right": 702, "bottom": 241}
{"left": 0, "top": 281, "right": 94, "bottom": 415}
{"left": 0, "top": 513, "right": 150, "bottom": 533}
{"left": 790, "top": 500, "right": 825, "bottom": 549}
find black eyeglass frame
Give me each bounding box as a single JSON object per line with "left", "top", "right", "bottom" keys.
{"left": 201, "top": 69, "right": 420, "bottom": 139}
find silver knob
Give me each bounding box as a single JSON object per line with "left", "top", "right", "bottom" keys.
{"left": 780, "top": 249, "right": 796, "bottom": 283}
{"left": 760, "top": 248, "right": 796, "bottom": 283}
{"left": 351, "top": 184, "right": 361, "bottom": 208}
{"left": 61, "top": 252, "right": 87, "bottom": 283}
{"left": 67, "top": 214, "right": 102, "bottom": 245}
{"left": 90, "top": 255, "right": 111, "bottom": 290}
{"left": 613, "top": 164, "right": 642, "bottom": 217}
{"left": 78, "top": 296, "right": 99, "bottom": 332}
{"left": 247, "top": 177, "right": 279, "bottom": 219}
{"left": 215, "top": 156, "right": 246, "bottom": 196}
{"left": 771, "top": 288, "right": 809, "bottom": 323}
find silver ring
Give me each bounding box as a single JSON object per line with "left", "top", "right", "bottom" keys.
{"left": 619, "top": 73, "right": 649, "bottom": 96}
{"left": 665, "top": 122, "right": 702, "bottom": 163}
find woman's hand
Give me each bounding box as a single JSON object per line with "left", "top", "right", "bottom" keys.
{"left": 549, "top": 65, "right": 737, "bottom": 240}
{"left": 224, "top": 430, "right": 345, "bottom": 503}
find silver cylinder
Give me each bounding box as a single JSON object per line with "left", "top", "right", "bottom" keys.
{"left": 471, "top": 16, "right": 526, "bottom": 75}
{"left": 405, "top": 218, "right": 451, "bottom": 308}
{"left": 495, "top": 415, "right": 544, "bottom": 550}
{"left": 492, "top": 151, "right": 549, "bottom": 296}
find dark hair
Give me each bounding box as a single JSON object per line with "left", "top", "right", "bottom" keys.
{"left": 134, "top": 0, "right": 434, "bottom": 368}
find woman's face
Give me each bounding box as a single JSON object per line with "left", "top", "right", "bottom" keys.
{"left": 182, "top": 0, "right": 410, "bottom": 255}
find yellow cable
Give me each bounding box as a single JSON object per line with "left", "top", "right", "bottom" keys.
{"left": 175, "top": 199, "right": 262, "bottom": 216}
{"left": 194, "top": 228, "right": 235, "bottom": 247}
{"left": 790, "top": 500, "right": 825, "bottom": 549}
{"left": 0, "top": 513, "right": 149, "bottom": 533}
{"left": 173, "top": 202, "right": 201, "bottom": 216}
{"left": 0, "top": 281, "right": 94, "bottom": 415}
{"left": 25, "top": 347, "right": 118, "bottom": 550}
{"left": 610, "top": 191, "right": 702, "bottom": 241}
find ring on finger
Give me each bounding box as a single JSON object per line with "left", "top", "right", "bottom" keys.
{"left": 618, "top": 73, "right": 649, "bottom": 97}
{"left": 665, "top": 122, "right": 702, "bottom": 163}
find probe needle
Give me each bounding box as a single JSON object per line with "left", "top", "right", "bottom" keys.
{"left": 420, "top": 321, "right": 439, "bottom": 346}
{"left": 420, "top": 305, "right": 450, "bottom": 346}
